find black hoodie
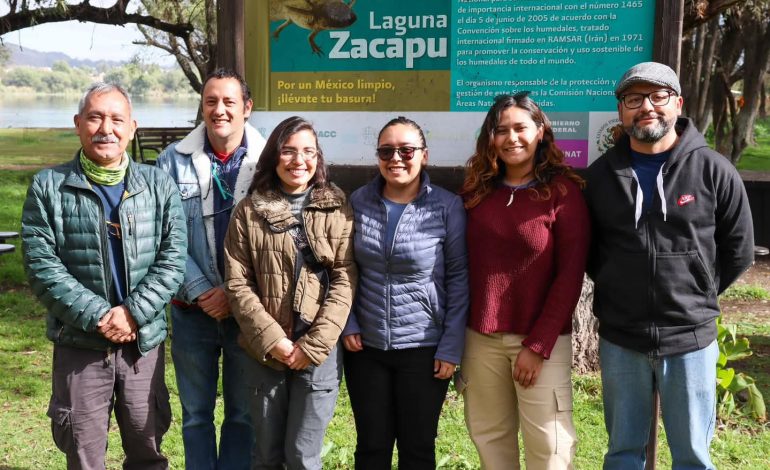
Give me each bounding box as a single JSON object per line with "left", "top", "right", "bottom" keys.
{"left": 584, "top": 117, "right": 754, "bottom": 356}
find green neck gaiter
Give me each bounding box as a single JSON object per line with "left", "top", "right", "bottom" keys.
{"left": 79, "top": 150, "right": 129, "bottom": 186}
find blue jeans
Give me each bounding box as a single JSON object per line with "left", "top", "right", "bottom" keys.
{"left": 250, "top": 344, "right": 342, "bottom": 470}
{"left": 600, "top": 338, "right": 718, "bottom": 470}
{"left": 171, "top": 305, "right": 256, "bottom": 470}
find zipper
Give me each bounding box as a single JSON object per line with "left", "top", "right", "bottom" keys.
{"left": 385, "top": 262, "right": 391, "bottom": 349}
{"left": 93, "top": 192, "right": 114, "bottom": 304}
{"left": 119, "top": 194, "right": 135, "bottom": 302}
{"left": 645, "top": 214, "right": 659, "bottom": 350}
{"left": 382, "top": 197, "right": 411, "bottom": 349}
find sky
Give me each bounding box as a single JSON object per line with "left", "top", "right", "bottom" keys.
{"left": 0, "top": 1, "right": 175, "bottom": 65}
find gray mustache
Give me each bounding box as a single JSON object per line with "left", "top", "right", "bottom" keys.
{"left": 92, "top": 135, "right": 118, "bottom": 143}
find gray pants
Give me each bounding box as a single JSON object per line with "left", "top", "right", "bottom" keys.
{"left": 48, "top": 343, "right": 171, "bottom": 470}
{"left": 250, "top": 345, "right": 342, "bottom": 470}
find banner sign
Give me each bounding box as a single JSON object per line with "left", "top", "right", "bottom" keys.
{"left": 252, "top": 0, "right": 655, "bottom": 166}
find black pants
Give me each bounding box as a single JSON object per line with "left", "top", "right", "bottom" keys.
{"left": 343, "top": 346, "right": 450, "bottom": 470}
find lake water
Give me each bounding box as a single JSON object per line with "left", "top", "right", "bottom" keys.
{"left": 0, "top": 95, "right": 199, "bottom": 128}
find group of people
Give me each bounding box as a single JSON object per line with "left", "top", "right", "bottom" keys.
{"left": 21, "top": 61, "right": 754, "bottom": 470}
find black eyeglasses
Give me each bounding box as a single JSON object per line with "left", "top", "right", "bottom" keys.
{"left": 621, "top": 90, "right": 677, "bottom": 109}
{"left": 375, "top": 146, "right": 424, "bottom": 161}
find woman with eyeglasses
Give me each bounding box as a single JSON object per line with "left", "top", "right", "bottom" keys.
{"left": 223, "top": 116, "right": 357, "bottom": 469}
{"left": 342, "top": 116, "right": 469, "bottom": 469}
{"left": 459, "top": 93, "right": 589, "bottom": 469}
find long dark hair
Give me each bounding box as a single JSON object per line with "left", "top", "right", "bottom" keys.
{"left": 460, "top": 93, "right": 583, "bottom": 209}
{"left": 249, "top": 116, "right": 328, "bottom": 194}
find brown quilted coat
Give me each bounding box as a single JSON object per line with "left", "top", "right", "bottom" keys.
{"left": 224, "top": 184, "right": 357, "bottom": 368}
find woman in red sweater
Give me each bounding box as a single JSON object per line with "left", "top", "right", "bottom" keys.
{"left": 459, "top": 92, "right": 590, "bottom": 469}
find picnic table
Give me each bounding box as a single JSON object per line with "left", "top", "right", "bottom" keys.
{"left": 0, "top": 231, "right": 18, "bottom": 255}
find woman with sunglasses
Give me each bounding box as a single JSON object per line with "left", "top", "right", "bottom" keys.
{"left": 342, "top": 116, "right": 469, "bottom": 469}
{"left": 223, "top": 116, "right": 357, "bottom": 469}
{"left": 459, "top": 93, "right": 589, "bottom": 469}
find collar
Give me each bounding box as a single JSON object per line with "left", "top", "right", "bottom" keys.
{"left": 204, "top": 131, "right": 248, "bottom": 164}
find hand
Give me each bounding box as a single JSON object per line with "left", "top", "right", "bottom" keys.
{"left": 269, "top": 338, "right": 295, "bottom": 364}
{"left": 197, "top": 286, "right": 230, "bottom": 320}
{"left": 286, "top": 345, "right": 312, "bottom": 370}
{"left": 434, "top": 359, "right": 456, "bottom": 380}
{"left": 342, "top": 334, "right": 363, "bottom": 352}
{"left": 513, "top": 347, "right": 544, "bottom": 388}
{"left": 97, "top": 305, "right": 137, "bottom": 343}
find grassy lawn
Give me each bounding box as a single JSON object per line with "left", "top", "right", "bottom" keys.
{"left": 736, "top": 117, "right": 770, "bottom": 171}
{"left": 0, "top": 129, "right": 79, "bottom": 168}
{"left": 1, "top": 130, "right": 769, "bottom": 468}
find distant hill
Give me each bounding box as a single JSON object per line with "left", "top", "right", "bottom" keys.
{"left": 3, "top": 42, "right": 124, "bottom": 69}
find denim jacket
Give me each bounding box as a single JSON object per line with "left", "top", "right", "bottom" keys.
{"left": 156, "top": 123, "right": 266, "bottom": 303}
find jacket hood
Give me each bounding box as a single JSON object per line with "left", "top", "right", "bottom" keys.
{"left": 249, "top": 183, "right": 346, "bottom": 231}
{"left": 608, "top": 117, "right": 708, "bottom": 172}
{"left": 605, "top": 118, "right": 710, "bottom": 227}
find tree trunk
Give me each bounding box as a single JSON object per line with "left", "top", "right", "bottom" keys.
{"left": 730, "top": 16, "right": 770, "bottom": 163}
{"left": 572, "top": 276, "right": 599, "bottom": 374}
{"left": 694, "top": 18, "right": 720, "bottom": 132}
{"left": 712, "top": 14, "right": 743, "bottom": 157}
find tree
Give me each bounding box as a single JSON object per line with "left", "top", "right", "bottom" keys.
{"left": 133, "top": 0, "right": 215, "bottom": 94}
{"left": 3, "top": 66, "right": 43, "bottom": 89}
{"left": 572, "top": 278, "right": 599, "bottom": 373}
{"left": 0, "top": 0, "right": 207, "bottom": 92}
{"left": 680, "top": 0, "right": 770, "bottom": 163}
{"left": 0, "top": 0, "right": 193, "bottom": 38}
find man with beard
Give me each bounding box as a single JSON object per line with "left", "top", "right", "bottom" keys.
{"left": 584, "top": 62, "right": 754, "bottom": 469}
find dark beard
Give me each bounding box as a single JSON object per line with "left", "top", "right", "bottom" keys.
{"left": 624, "top": 114, "right": 675, "bottom": 143}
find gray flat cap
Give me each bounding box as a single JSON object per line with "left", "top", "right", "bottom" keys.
{"left": 615, "top": 62, "right": 681, "bottom": 99}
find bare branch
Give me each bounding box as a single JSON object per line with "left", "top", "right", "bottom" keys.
{"left": 0, "top": 1, "right": 194, "bottom": 37}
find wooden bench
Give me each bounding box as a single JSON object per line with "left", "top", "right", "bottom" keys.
{"left": 131, "top": 127, "right": 195, "bottom": 165}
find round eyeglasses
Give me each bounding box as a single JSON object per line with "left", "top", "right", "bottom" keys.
{"left": 280, "top": 148, "right": 318, "bottom": 161}
{"left": 620, "top": 90, "right": 677, "bottom": 109}
{"left": 375, "top": 146, "right": 424, "bottom": 161}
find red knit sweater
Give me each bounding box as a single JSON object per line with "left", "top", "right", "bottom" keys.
{"left": 466, "top": 175, "right": 590, "bottom": 358}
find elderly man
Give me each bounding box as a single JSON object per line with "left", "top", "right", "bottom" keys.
{"left": 156, "top": 68, "right": 266, "bottom": 469}
{"left": 22, "top": 83, "right": 187, "bottom": 469}
{"left": 584, "top": 62, "right": 754, "bottom": 469}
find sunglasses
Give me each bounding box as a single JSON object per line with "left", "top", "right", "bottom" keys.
{"left": 375, "top": 146, "right": 425, "bottom": 161}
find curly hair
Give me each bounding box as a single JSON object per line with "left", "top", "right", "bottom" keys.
{"left": 460, "top": 93, "right": 584, "bottom": 209}
{"left": 249, "top": 116, "right": 328, "bottom": 194}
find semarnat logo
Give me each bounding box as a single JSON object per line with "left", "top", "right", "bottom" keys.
{"left": 677, "top": 194, "right": 696, "bottom": 206}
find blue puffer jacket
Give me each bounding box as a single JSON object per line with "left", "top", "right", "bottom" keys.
{"left": 22, "top": 154, "right": 187, "bottom": 355}
{"left": 343, "top": 172, "right": 469, "bottom": 364}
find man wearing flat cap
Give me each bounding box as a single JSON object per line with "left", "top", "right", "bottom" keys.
{"left": 584, "top": 62, "right": 754, "bottom": 469}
